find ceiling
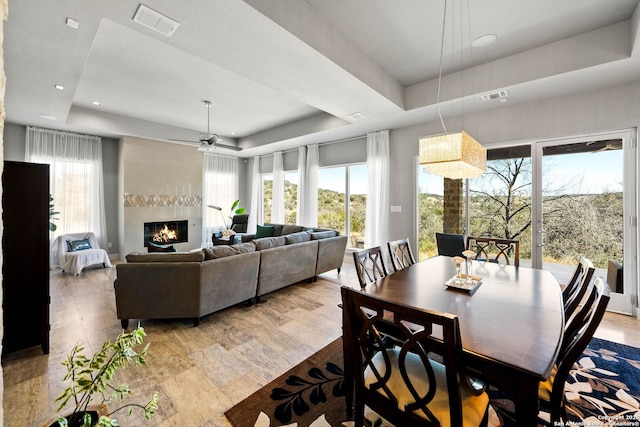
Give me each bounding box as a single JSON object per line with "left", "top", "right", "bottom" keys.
{"left": 5, "top": 0, "right": 640, "bottom": 157}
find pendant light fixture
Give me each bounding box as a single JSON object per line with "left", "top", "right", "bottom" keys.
{"left": 419, "top": 0, "right": 486, "bottom": 180}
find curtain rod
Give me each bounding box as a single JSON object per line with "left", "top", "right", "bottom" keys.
{"left": 258, "top": 135, "right": 366, "bottom": 158}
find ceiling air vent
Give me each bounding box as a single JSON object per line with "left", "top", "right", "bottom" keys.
{"left": 480, "top": 90, "right": 508, "bottom": 102}
{"left": 133, "top": 4, "right": 180, "bottom": 37}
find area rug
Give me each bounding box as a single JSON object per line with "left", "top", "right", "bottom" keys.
{"left": 225, "top": 337, "right": 640, "bottom": 427}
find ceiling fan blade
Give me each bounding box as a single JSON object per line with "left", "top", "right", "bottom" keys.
{"left": 169, "top": 138, "right": 199, "bottom": 143}
{"left": 214, "top": 142, "right": 243, "bottom": 151}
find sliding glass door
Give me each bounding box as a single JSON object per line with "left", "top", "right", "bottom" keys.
{"left": 532, "top": 131, "right": 635, "bottom": 314}
{"left": 420, "top": 130, "right": 637, "bottom": 314}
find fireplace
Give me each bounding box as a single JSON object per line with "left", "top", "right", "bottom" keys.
{"left": 144, "top": 220, "right": 188, "bottom": 247}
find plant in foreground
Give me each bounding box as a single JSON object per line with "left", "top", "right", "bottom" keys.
{"left": 54, "top": 326, "right": 159, "bottom": 426}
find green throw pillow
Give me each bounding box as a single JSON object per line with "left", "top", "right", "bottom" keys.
{"left": 255, "top": 224, "right": 275, "bottom": 238}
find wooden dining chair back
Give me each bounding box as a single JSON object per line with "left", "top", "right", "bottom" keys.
{"left": 353, "top": 246, "right": 389, "bottom": 288}
{"left": 387, "top": 238, "right": 416, "bottom": 272}
{"left": 539, "top": 277, "right": 610, "bottom": 424}
{"left": 562, "top": 257, "right": 595, "bottom": 320}
{"left": 435, "top": 232, "right": 466, "bottom": 257}
{"left": 466, "top": 236, "right": 520, "bottom": 267}
{"left": 341, "top": 286, "right": 489, "bottom": 427}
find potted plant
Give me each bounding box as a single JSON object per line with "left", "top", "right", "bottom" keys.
{"left": 208, "top": 199, "right": 246, "bottom": 229}
{"left": 49, "top": 194, "right": 60, "bottom": 232}
{"left": 49, "top": 326, "right": 159, "bottom": 427}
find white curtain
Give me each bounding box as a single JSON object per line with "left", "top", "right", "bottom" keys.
{"left": 202, "top": 153, "right": 238, "bottom": 246}
{"left": 304, "top": 144, "right": 319, "bottom": 227}
{"left": 25, "top": 126, "right": 108, "bottom": 249}
{"left": 296, "top": 146, "right": 307, "bottom": 225}
{"left": 365, "top": 130, "right": 389, "bottom": 249}
{"left": 271, "top": 151, "right": 285, "bottom": 223}
{"left": 248, "top": 156, "right": 261, "bottom": 233}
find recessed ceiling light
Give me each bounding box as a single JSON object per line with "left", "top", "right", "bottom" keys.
{"left": 472, "top": 34, "right": 497, "bottom": 48}
{"left": 39, "top": 114, "right": 58, "bottom": 120}
{"left": 55, "top": 84, "right": 64, "bottom": 90}
{"left": 66, "top": 17, "right": 79, "bottom": 29}
{"left": 91, "top": 101, "right": 102, "bottom": 106}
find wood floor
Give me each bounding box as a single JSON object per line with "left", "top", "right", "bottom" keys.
{"left": 2, "top": 255, "right": 639, "bottom": 426}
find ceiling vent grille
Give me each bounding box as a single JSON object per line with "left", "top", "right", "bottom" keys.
{"left": 480, "top": 90, "right": 508, "bottom": 102}
{"left": 133, "top": 4, "right": 179, "bottom": 37}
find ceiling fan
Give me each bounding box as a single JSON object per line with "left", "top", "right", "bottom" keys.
{"left": 170, "top": 101, "right": 242, "bottom": 151}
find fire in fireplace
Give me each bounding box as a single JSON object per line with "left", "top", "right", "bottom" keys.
{"left": 144, "top": 220, "right": 188, "bottom": 247}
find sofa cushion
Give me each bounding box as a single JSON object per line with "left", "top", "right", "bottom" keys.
{"left": 255, "top": 224, "right": 275, "bottom": 238}
{"left": 282, "top": 225, "right": 304, "bottom": 235}
{"left": 285, "top": 231, "right": 311, "bottom": 245}
{"left": 310, "top": 230, "right": 337, "bottom": 240}
{"left": 264, "top": 223, "right": 284, "bottom": 236}
{"left": 204, "top": 242, "right": 256, "bottom": 259}
{"left": 253, "top": 236, "right": 286, "bottom": 251}
{"left": 125, "top": 252, "right": 205, "bottom": 263}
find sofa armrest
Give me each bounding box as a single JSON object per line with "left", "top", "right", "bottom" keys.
{"left": 315, "top": 235, "right": 348, "bottom": 275}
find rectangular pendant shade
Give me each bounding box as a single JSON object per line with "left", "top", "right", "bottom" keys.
{"left": 419, "top": 131, "right": 487, "bottom": 179}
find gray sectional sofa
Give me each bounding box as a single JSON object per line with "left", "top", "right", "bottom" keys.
{"left": 114, "top": 227, "right": 347, "bottom": 327}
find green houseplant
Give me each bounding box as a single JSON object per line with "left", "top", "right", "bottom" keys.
{"left": 49, "top": 195, "right": 60, "bottom": 232}
{"left": 52, "top": 326, "right": 159, "bottom": 427}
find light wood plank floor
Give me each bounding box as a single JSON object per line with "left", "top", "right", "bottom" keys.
{"left": 2, "top": 256, "right": 638, "bottom": 426}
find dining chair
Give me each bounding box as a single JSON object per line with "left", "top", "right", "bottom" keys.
{"left": 562, "top": 257, "right": 595, "bottom": 320}
{"left": 387, "top": 238, "right": 416, "bottom": 272}
{"left": 352, "top": 246, "right": 389, "bottom": 288}
{"left": 538, "top": 277, "right": 611, "bottom": 425}
{"left": 435, "top": 232, "right": 466, "bottom": 257}
{"left": 466, "top": 236, "right": 520, "bottom": 267}
{"left": 340, "top": 285, "right": 490, "bottom": 427}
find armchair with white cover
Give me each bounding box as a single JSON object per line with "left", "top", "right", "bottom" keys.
{"left": 51, "top": 232, "right": 112, "bottom": 275}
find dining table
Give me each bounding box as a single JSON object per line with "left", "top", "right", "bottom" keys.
{"left": 350, "top": 255, "right": 564, "bottom": 427}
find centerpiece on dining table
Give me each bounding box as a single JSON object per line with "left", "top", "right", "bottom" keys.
{"left": 445, "top": 252, "right": 483, "bottom": 293}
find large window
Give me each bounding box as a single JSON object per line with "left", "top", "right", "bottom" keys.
{"left": 318, "top": 164, "right": 367, "bottom": 248}
{"left": 25, "top": 127, "right": 107, "bottom": 246}
{"left": 262, "top": 171, "right": 299, "bottom": 225}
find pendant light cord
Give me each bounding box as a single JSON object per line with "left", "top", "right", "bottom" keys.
{"left": 436, "top": 0, "right": 448, "bottom": 134}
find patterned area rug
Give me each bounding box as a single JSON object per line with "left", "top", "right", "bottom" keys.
{"left": 225, "top": 337, "right": 640, "bottom": 427}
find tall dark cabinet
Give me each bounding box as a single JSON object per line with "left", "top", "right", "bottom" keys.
{"left": 2, "top": 161, "right": 50, "bottom": 355}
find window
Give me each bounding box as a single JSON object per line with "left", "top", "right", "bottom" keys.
{"left": 262, "top": 174, "right": 273, "bottom": 224}
{"left": 25, "top": 127, "right": 107, "bottom": 246}
{"left": 318, "top": 164, "right": 367, "bottom": 248}
{"left": 284, "top": 171, "right": 298, "bottom": 225}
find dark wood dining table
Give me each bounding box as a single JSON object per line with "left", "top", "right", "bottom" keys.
{"left": 354, "top": 255, "right": 564, "bottom": 426}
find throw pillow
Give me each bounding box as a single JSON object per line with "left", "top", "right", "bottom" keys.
{"left": 255, "top": 224, "right": 275, "bottom": 238}
{"left": 264, "top": 223, "right": 284, "bottom": 236}
{"left": 66, "top": 238, "right": 91, "bottom": 252}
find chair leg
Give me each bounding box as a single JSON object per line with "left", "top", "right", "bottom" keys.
{"left": 193, "top": 318, "right": 200, "bottom": 327}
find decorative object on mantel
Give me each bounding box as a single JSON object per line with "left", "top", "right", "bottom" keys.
{"left": 48, "top": 326, "right": 159, "bottom": 427}
{"left": 419, "top": 0, "right": 487, "bottom": 180}
{"left": 208, "top": 199, "right": 246, "bottom": 229}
